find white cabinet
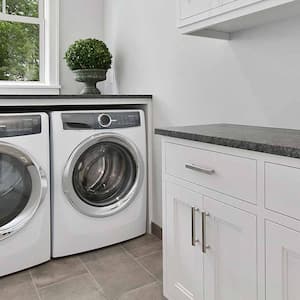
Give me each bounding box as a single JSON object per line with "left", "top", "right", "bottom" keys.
{"left": 204, "top": 196, "right": 257, "bottom": 300}
{"left": 266, "top": 221, "right": 300, "bottom": 300}
{"left": 179, "top": 0, "right": 219, "bottom": 19}
{"left": 164, "top": 181, "right": 257, "bottom": 300}
{"left": 161, "top": 137, "right": 300, "bottom": 300}
{"left": 164, "top": 182, "right": 204, "bottom": 300}
{"left": 177, "top": 0, "right": 300, "bottom": 39}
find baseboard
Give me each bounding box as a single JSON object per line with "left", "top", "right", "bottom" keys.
{"left": 151, "top": 222, "right": 162, "bottom": 240}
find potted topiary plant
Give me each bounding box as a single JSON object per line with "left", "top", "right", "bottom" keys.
{"left": 64, "top": 38, "right": 112, "bottom": 95}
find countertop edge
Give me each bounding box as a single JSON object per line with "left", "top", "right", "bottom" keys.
{"left": 155, "top": 128, "right": 300, "bottom": 159}
{"left": 0, "top": 94, "right": 153, "bottom": 99}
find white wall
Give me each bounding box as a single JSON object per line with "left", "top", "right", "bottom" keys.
{"left": 60, "top": 0, "right": 104, "bottom": 94}
{"left": 103, "top": 0, "right": 300, "bottom": 226}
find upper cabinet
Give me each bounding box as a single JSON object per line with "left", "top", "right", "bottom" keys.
{"left": 177, "top": 0, "right": 300, "bottom": 39}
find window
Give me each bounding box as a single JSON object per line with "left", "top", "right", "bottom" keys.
{"left": 0, "top": 0, "right": 59, "bottom": 94}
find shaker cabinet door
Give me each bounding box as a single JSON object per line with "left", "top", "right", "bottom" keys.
{"left": 203, "top": 196, "right": 257, "bottom": 300}
{"left": 266, "top": 221, "right": 300, "bottom": 300}
{"left": 164, "top": 181, "right": 204, "bottom": 300}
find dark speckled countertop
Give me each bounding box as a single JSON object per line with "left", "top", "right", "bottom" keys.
{"left": 155, "top": 123, "right": 300, "bottom": 159}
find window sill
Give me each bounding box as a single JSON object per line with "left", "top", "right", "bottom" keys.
{"left": 0, "top": 83, "right": 61, "bottom": 95}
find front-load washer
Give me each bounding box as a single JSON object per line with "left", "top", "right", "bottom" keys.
{"left": 51, "top": 110, "right": 147, "bottom": 257}
{"left": 0, "top": 113, "right": 50, "bottom": 277}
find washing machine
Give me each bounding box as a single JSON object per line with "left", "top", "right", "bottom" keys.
{"left": 0, "top": 113, "right": 50, "bottom": 277}
{"left": 51, "top": 110, "right": 147, "bottom": 257}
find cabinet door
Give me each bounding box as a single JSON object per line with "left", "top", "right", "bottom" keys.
{"left": 266, "top": 221, "right": 300, "bottom": 300}
{"left": 203, "top": 197, "right": 257, "bottom": 300}
{"left": 164, "top": 181, "right": 204, "bottom": 300}
{"left": 179, "top": 0, "right": 219, "bottom": 19}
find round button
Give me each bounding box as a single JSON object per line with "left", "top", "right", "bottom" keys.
{"left": 98, "top": 114, "right": 112, "bottom": 128}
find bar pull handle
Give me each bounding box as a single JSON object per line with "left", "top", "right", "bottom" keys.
{"left": 201, "top": 211, "right": 210, "bottom": 253}
{"left": 191, "top": 207, "right": 200, "bottom": 246}
{"left": 185, "top": 163, "right": 215, "bottom": 175}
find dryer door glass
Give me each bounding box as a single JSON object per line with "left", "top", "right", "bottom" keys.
{"left": 72, "top": 141, "right": 137, "bottom": 207}
{"left": 0, "top": 153, "right": 32, "bottom": 227}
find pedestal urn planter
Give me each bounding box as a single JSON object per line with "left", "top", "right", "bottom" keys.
{"left": 73, "top": 69, "right": 107, "bottom": 94}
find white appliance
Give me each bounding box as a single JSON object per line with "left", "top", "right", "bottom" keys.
{"left": 0, "top": 113, "right": 50, "bottom": 277}
{"left": 51, "top": 110, "right": 147, "bottom": 257}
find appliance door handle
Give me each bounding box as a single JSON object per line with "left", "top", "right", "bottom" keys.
{"left": 201, "top": 211, "right": 210, "bottom": 253}
{"left": 191, "top": 207, "right": 199, "bottom": 246}
{"left": 185, "top": 163, "right": 215, "bottom": 175}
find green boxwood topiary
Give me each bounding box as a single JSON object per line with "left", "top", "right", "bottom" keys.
{"left": 64, "top": 38, "right": 112, "bottom": 71}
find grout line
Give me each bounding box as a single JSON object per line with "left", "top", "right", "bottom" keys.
{"left": 28, "top": 270, "right": 42, "bottom": 300}
{"left": 77, "top": 256, "right": 106, "bottom": 297}
{"left": 118, "top": 281, "right": 161, "bottom": 298}
{"left": 134, "top": 249, "right": 162, "bottom": 260}
{"left": 37, "top": 272, "right": 89, "bottom": 291}
{"left": 121, "top": 245, "right": 161, "bottom": 283}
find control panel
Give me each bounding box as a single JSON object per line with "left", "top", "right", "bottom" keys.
{"left": 0, "top": 115, "right": 41, "bottom": 138}
{"left": 62, "top": 111, "right": 141, "bottom": 130}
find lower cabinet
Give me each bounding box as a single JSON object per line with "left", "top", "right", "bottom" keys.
{"left": 165, "top": 182, "right": 204, "bottom": 300}
{"left": 203, "top": 196, "right": 257, "bottom": 300}
{"left": 266, "top": 221, "right": 300, "bottom": 300}
{"left": 164, "top": 181, "right": 257, "bottom": 300}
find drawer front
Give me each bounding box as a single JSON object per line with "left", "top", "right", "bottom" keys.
{"left": 165, "top": 142, "right": 257, "bottom": 203}
{"left": 265, "top": 163, "right": 300, "bottom": 220}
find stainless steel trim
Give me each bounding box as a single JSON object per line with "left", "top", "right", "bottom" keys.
{"left": 201, "top": 211, "right": 210, "bottom": 253}
{"left": 191, "top": 207, "right": 199, "bottom": 246}
{"left": 0, "top": 142, "right": 48, "bottom": 241}
{"left": 98, "top": 113, "right": 112, "bottom": 128}
{"left": 185, "top": 163, "right": 215, "bottom": 175}
{"left": 63, "top": 132, "right": 145, "bottom": 218}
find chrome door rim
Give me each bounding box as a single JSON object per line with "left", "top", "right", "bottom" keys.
{"left": 63, "top": 133, "right": 144, "bottom": 217}
{"left": 0, "top": 142, "right": 48, "bottom": 241}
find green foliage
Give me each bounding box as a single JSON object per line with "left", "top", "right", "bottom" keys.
{"left": 0, "top": 0, "right": 39, "bottom": 81}
{"left": 64, "top": 39, "right": 112, "bottom": 71}
{"left": 6, "top": 0, "right": 39, "bottom": 17}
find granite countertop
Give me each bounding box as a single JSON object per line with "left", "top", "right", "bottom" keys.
{"left": 155, "top": 123, "right": 300, "bottom": 159}
{"left": 0, "top": 94, "right": 152, "bottom": 99}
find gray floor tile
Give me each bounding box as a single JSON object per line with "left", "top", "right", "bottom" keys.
{"left": 31, "top": 256, "right": 87, "bottom": 288}
{"left": 0, "top": 271, "right": 39, "bottom": 300}
{"left": 83, "top": 246, "right": 155, "bottom": 300}
{"left": 122, "top": 234, "right": 162, "bottom": 258}
{"left": 39, "top": 274, "right": 106, "bottom": 300}
{"left": 138, "top": 251, "right": 163, "bottom": 281}
{"left": 80, "top": 245, "right": 124, "bottom": 264}
{"left": 119, "top": 282, "right": 165, "bottom": 300}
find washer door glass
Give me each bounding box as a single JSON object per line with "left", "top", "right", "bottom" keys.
{"left": 72, "top": 141, "right": 137, "bottom": 207}
{"left": 0, "top": 153, "right": 32, "bottom": 227}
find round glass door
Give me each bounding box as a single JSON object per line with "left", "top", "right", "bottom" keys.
{"left": 0, "top": 154, "right": 32, "bottom": 227}
{"left": 63, "top": 134, "right": 144, "bottom": 217}
{"left": 0, "top": 143, "right": 47, "bottom": 240}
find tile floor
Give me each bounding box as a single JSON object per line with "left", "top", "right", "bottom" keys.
{"left": 0, "top": 234, "right": 165, "bottom": 300}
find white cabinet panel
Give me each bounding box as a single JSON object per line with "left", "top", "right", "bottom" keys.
{"left": 265, "top": 162, "right": 300, "bottom": 220}
{"left": 165, "top": 142, "right": 257, "bottom": 204}
{"left": 204, "top": 197, "right": 257, "bottom": 300}
{"left": 266, "top": 221, "right": 300, "bottom": 300}
{"left": 177, "top": 0, "right": 299, "bottom": 39}
{"left": 179, "top": 0, "right": 217, "bottom": 19}
{"left": 164, "top": 181, "right": 204, "bottom": 300}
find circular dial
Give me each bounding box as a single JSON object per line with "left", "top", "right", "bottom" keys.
{"left": 98, "top": 114, "right": 112, "bottom": 128}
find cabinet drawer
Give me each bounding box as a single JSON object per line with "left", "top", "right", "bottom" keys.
{"left": 165, "top": 142, "right": 257, "bottom": 203}
{"left": 265, "top": 163, "right": 300, "bottom": 220}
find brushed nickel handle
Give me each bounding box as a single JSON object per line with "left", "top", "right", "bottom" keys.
{"left": 201, "top": 211, "right": 210, "bottom": 253}
{"left": 185, "top": 163, "right": 215, "bottom": 175}
{"left": 191, "top": 207, "right": 200, "bottom": 246}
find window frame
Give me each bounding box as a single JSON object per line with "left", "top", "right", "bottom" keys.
{"left": 0, "top": 0, "right": 60, "bottom": 95}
